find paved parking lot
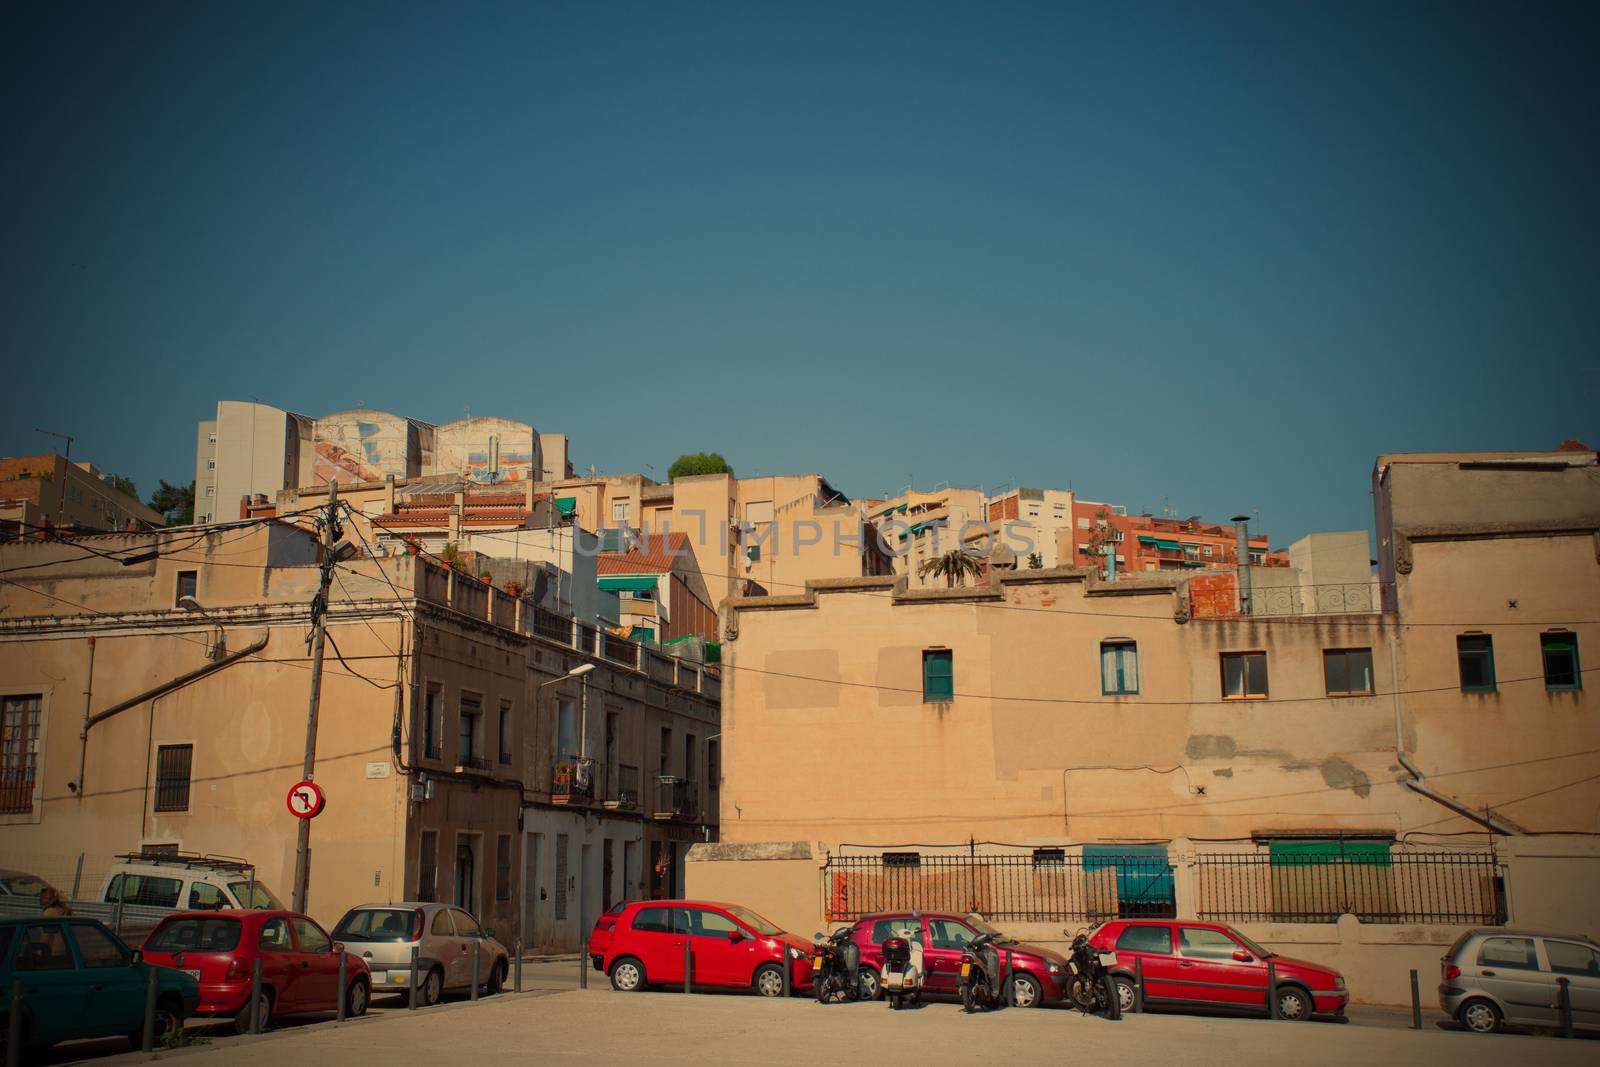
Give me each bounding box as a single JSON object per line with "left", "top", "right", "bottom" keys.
{"left": 38, "top": 956, "right": 1592, "bottom": 1066}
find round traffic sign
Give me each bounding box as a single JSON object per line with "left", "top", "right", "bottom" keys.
{"left": 287, "top": 780, "right": 326, "bottom": 819}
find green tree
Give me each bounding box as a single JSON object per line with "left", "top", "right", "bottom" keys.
{"left": 918, "top": 548, "right": 985, "bottom": 588}
{"left": 667, "top": 452, "right": 734, "bottom": 481}
{"left": 107, "top": 474, "right": 138, "bottom": 499}
{"left": 148, "top": 480, "right": 195, "bottom": 526}
{"left": 1082, "top": 508, "right": 1117, "bottom": 574}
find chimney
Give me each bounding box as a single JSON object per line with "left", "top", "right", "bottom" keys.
{"left": 1231, "top": 515, "right": 1253, "bottom": 616}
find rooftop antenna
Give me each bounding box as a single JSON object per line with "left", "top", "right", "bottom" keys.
{"left": 34, "top": 427, "right": 72, "bottom": 462}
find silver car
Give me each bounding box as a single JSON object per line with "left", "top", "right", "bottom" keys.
{"left": 333, "top": 902, "right": 511, "bottom": 1006}
{"left": 1439, "top": 928, "right": 1600, "bottom": 1034}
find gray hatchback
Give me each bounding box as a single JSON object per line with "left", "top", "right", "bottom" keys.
{"left": 333, "top": 902, "right": 510, "bottom": 1006}
{"left": 1438, "top": 928, "right": 1600, "bottom": 1034}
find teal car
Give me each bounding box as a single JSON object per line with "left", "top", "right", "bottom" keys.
{"left": 1, "top": 916, "right": 199, "bottom": 1056}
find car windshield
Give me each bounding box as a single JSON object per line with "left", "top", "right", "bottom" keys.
{"left": 334, "top": 909, "right": 415, "bottom": 941}
{"left": 0, "top": 875, "right": 48, "bottom": 897}
{"left": 1226, "top": 926, "right": 1274, "bottom": 958}
{"left": 147, "top": 917, "right": 243, "bottom": 952}
{"left": 228, "top": 881, "right": 284, "bottom": 909}
{"left": 724, "top": 906, "right": 783, "bottom": 937}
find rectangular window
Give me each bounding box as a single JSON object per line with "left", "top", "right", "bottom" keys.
{"left": 0, "top": 694, "right": 42, "bottom": 814}
{"left": 1323, "top": 648, "right": 1375, "bottom": 696}
{"left": 153, "top": 744, "right": 193, "bottom": 812}
{"left": 658, "top": 726, "right": 671, "bottom": 775}
{"left": 495, "top": 834, "right": 513, "bottom": 901}
{"left": 1541, "top": 632, "right": 1580, "bottom": 690}
{"left": 1031, "top": 847, "right": 1066, "bottom": 867}
{"left": 174, "top": 570, "right": 197, "bottom": 606}
{"left": 707, "top": 739, "right": 720, "bottom": 792}
{"left": 423, "top": 684, "right": 441, "bottom": 758}
{"left": 611, "top": 499, "right": 630, "bottom": 523}
{"left": 881, "top": 852, "right": 921, "bottom": 868}
{"left": 1457, "top": 634, "right": 1496, "bottom": 692}
{"left": 684, "top": 734, "right": 696, "bottom": 782}
{"left": 923, "top": 649, "right": 954, "bottom": 702}
{"left": 1221, "top": 652, "right": 1269, "bottom": 699}
{"left": 498, "top": 700, "right": 513, "bottom": 764}
{"left": 1101, "top": 641, "right": 1139, "bottom": 695}
{"left": 418, "top": 830, "right": 438, "bottom": 902}
{"left": 458, "top": 695, "right": 482, "bottom": 765}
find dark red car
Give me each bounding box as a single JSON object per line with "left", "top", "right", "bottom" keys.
{"left": 848, "top": 912, "right": 1071, "bottom": 1007}
{"left": 589, "top": 900, "right": 812, "bottom": 996}
{"left": 1088, "top": 919, "right": 1348, "bottom": 1020}
{"left": 141, "top": 910, "right": 371, "bottom": 1033}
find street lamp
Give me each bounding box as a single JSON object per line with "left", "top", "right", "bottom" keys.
{"left": 178, "top": 595, "right": 226, "bottom": 660}
{"left": 538, "top": 662, "right": 595, "bottom": 763}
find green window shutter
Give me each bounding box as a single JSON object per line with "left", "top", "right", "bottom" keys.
{"left": 923, "top": 650, "right": 953, "bottom": 702}
{"left": 1269, "top": 839, "right": 1391, "bottom": 867}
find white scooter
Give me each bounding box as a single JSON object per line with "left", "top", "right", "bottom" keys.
{"left": 879, "top": 928, "right": 925, "bottom": 1010}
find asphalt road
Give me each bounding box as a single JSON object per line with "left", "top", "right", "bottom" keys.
{"left": 36, "top": 956, "right": 1591, "bottom": 1065}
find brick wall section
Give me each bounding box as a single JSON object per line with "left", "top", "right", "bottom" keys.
{"left": 1188, "top": 571, "right": 1240, "bottom": 619}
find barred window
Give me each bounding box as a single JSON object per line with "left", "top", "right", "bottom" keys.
{"left": 418, "top": 830, "right": 438, "bottom": 902}
{"left": 882, "top": 852, "right": 921, "bottom": 868}
{"left": 154, "top": 745, "right": 193, "bottom": 812}
{"left": 496, "top": 834, "right": 513, "bottom": 901}
{"left": 1, "top": 695, "right": 42, "bottom": 814}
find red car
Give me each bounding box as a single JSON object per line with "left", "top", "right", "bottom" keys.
{"left": 848, "top": 912, "right": 1071, "bottom": 1007}
{"left": 1088, "top": 919, "right": 1348, "bottom": 1020}
{"left": 141, "top": 910, "right": 371, "bottom": 1033}
{"left": 588, "top": 900, "right": 812, "bottom": 996}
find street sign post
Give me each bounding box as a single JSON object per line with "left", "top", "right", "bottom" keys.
{"left": 287, "top": 780, "right": 326, "bottom": 819}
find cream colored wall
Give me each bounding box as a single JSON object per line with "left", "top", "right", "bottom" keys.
{"left": 683, "top": 843, "right": 822, "bottom": 939}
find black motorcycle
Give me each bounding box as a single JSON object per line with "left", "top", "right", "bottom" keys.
{"left": 1066, "top": 931, "right": 1122, "bottom": 1019}
{"left": 958, "top": 932, "right": 1006, "bottom": 1013}
{"left": 811, "top": 927, "right": 861, "bottom": 1003}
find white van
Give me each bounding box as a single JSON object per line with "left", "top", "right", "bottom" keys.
{"left": 92, "top": 852, "right": 283, "bottom": 942}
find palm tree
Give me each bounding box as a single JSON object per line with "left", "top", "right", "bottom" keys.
{"left": 918, "top": 548, "right": 985, "bottom": 588}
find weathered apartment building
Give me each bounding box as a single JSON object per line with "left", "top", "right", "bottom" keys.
{"left": 1064, "top": 502, "right": 1290, "bottom": 576}
{"left": 0, "top": 453, "right": 163, "bottom": 538}
{"left": 0, "top": 521, "right": 719, "bottom": 952}
{"left": 690, "top": 446, "right": 1598, "bottom": 1004}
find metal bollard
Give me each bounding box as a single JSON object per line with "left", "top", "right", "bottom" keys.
{"left": 579, "top": 937, "right": 588, "bottom": 990}
{"left": 7, "top": 980, "right": 24, "bottom": 1067}
{"left": 1004, "top": 949, "right": 1014, "bottom": 1006}
{"left": 515, "top": 939, "right": 523, "bottom": 993}
{"left": 408, "top": 946, "right": 420, "bottom": 1011}
{"left": 1557, "top": 977, "right": 1573, "bottom": 1039}
{"left": 471, "top": 945, "right": 480, "bottom": 1002}
{"left": 337, "top": 951, "right": 348, "bottom": 1022}
{"left": 780, "top": 948, "right": 791, "bottom": 998}
{"left": 249, "top": 958, "right": 263, "bottom": 1034}
{"left": 684, "top": 941, "right": 693, "bottom": 995}
{"left": 1134, "top": 956, "right": 1145, "bottom": 1013}
{"left": 1267, "top": 961, "right": 1280, "bottom": 1020}
{"left": 141, "top": 966, "right": 158, "bottom": 1052}
{"left": 1409, "top": 970, "right": 1421, "bottom": 1030}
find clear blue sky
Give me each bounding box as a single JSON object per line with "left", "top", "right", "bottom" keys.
{"left": 3, "top": 1, "right": 1595, "bottom": 545}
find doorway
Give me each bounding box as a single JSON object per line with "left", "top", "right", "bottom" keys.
{"left": 455, "top": 836, "right": 478, "bottom": 914}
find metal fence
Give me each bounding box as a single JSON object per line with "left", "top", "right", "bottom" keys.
{"left": 822, "top": 847, "right": 1177, "bottom": 923}
{"left": 1249, "top": 581, "right": 1388, "bottom": 617}
{"left": 1196, "top": 849, "right": 1505, "bottom": 925}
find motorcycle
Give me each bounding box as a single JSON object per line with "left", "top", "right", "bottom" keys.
{"left": 879, "top": 934, "right": 924, "bottom": 1010}
{"left": 811, "top": 927, "right": 861, "bottom": 1004}
{"left": 1066, "top": 930, "right": 1122, "bottom": 1019}
{"left": 958, "top": 931, "right": 1006, "bottom": 1013}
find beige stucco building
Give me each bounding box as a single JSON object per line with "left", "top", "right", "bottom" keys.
{"left": 0, "top": 453, "right": 163, "bottom": 537}
{"left": 0, "top": 521, "right": 719, "bottom": 951}
{"left": 689, "top": 446, "right": 1599, "bottom": 1004}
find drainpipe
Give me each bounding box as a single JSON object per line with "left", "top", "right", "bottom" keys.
{"left": 1230, "top": 516, "right": 1253, "bottom": 615}
{"left": 76, "top": 631, "right": 269, "bottom": 798}
{"left": 74, "top": 638, "right": 96, "bottom": 800}
{"left": 1388, "top": 633, "right": 1518, "bottom": 836}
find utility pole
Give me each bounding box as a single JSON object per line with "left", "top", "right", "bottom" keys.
{"left": 292, "top": 481, "right": 342, "bottom": 914}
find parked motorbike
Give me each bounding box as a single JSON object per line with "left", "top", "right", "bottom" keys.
{"left": 880, "top": 934, "right": 924, "bottom": 1010}
{"left": 812, "top": 927, "right": 861, "bottom": 1003}
{"left": 958, "top": 931, "right": 1006, "bottom": 1013}
{"left": 1066, "top": 930, "right": 1122, "bottom": 1019}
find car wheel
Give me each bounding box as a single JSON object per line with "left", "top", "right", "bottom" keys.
{"left": 1459, "top": 998, "right": 1501, "bottom": 1034}
{"left": 487, "top": 961, "right": 505, "bottom": 995}
{"left": 1112, "top": 976, "right": 1138, "bottom": 1014}
{"left": 1010, "top": 972, "right": 1042, "bottom": 1008}
{"left": 857, "top": 967, "right": 880, "bottom": 1000}
{"left": 234, "top": 989, "right": 272, "bottom": 1035}
{"left": 1276, "top": 985, "right": 1311, "bottom": 1021}
{"left": 126, "top": 996, "right": 182, "bottom": 1049}
{"left": 347, "top": 978, "right": 369, "bottom": 1018}
{"left": 610, "top": 957, "right": 646, "bottom": 992}
{"left": 753, "top": 962, "right": 786, "bottom": 997}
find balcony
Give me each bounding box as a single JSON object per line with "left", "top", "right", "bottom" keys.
{"left": 551, "top": 757, "right": 597, "bottom": 804}
{"left": 604, "top": 763, "right": 641, "bottom": 811}
{"left": 454, "top": 754, "right": 491, "bottom": 774}
{"left": 654, "top": 776, "right": 698, "bottom": 821}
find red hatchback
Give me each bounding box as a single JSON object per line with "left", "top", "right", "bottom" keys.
{"left": 847, "top": 912, "right": 1071, "bottom": 1007}
{"left": 1089, "top": 920, "right": 1348, "bottom": 1020}
{"left": 589, "top": 900, "right": 812, "bottom": 996}
{"left": 141, "top": 910, "right": 371, "bottom": 1033}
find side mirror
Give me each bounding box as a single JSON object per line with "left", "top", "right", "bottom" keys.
{"left": 483, "top": 928, "right": 495, "bottom": 940}
{"left": 130, "top": 948, "right": 143, "bottom": 965}
{"left": 813, "top": 931, "right": 824, "bottom": 940}
{"left": 1233, "top": 949, "right": 1253, "bottom": 963}
{"left": 334, "top": 942, "right": 346, "bottom": 954}
{"left": 727, "top": 930, "right": 744, "bottom": 943}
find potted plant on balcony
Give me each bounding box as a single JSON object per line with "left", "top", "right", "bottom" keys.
{"left": 505, "top": 579, "right": 525, "bottom": 599}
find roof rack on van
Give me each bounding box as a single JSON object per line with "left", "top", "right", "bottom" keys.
{"left": 114, "top": 851, "right": 256, "bottom": 874}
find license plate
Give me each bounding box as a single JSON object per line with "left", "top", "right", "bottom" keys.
{"left": 388, "top": 973, "right": 410, "bottom": 984}
{"left": 1068, "top": 961, "right": 1079, "bottom": 974}
{"left": 960, "top": 963, "right": 971, "bottom": 977}
{"left": 1099, "top": 952, "right": 1118, "bottom": 967}
{"left": 182, "top": 969, "right": 201, "bottom": 980}
{"left": 811, "top": 956, "right": 823, "bottom": 971}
